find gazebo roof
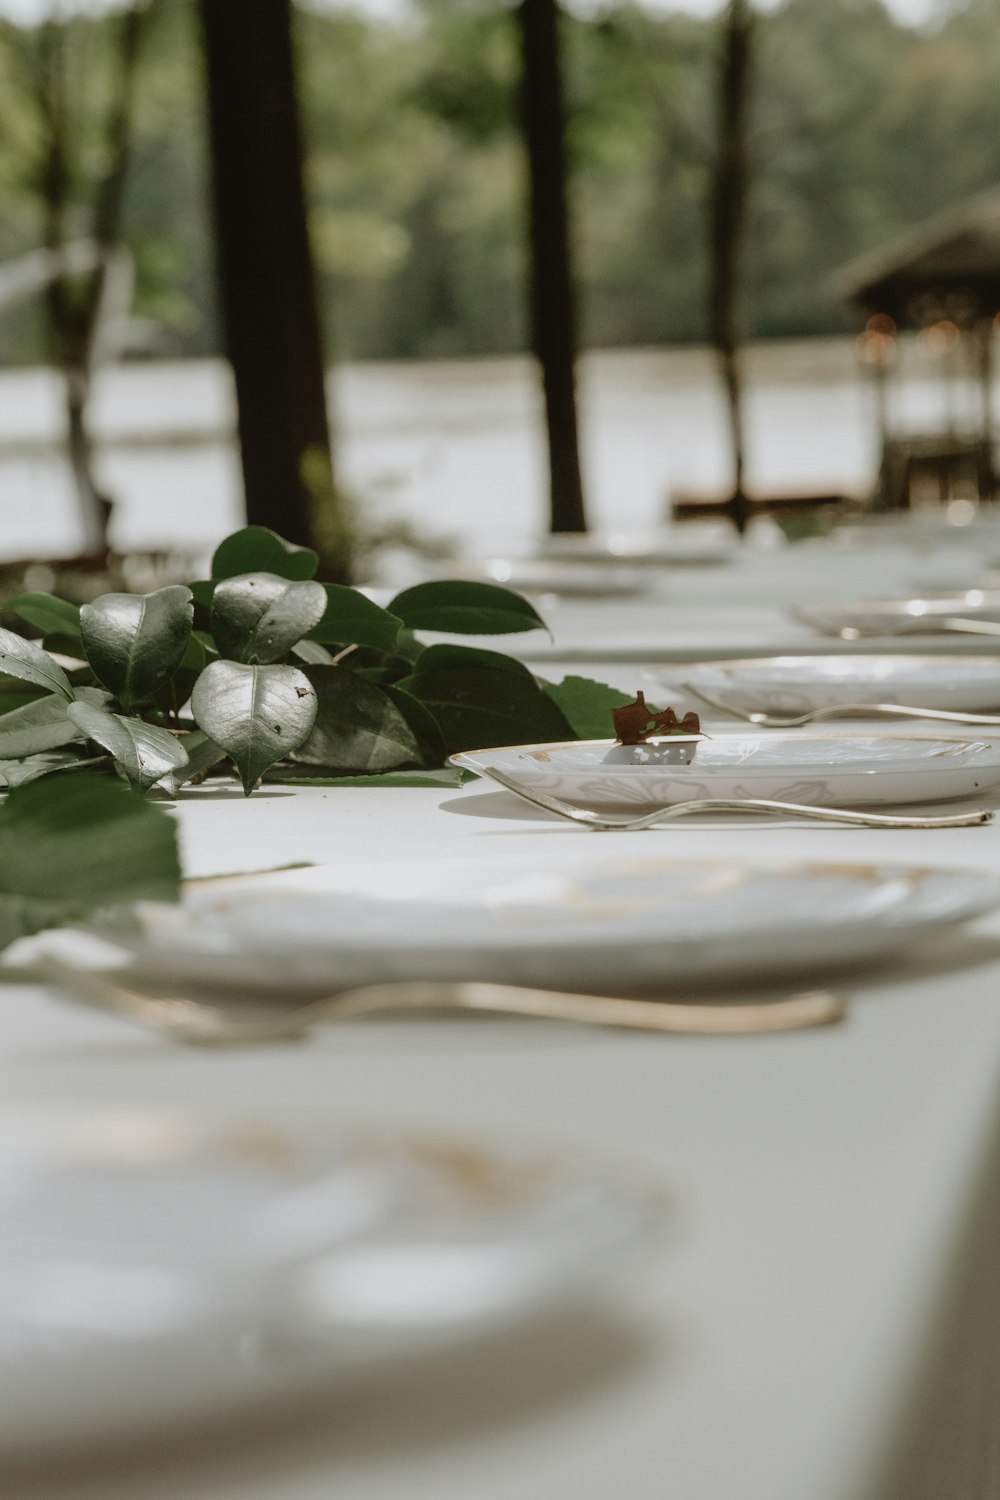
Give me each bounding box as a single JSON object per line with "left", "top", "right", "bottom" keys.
{"left": 836, "top": 187, "right": 1000, "bottom": 323}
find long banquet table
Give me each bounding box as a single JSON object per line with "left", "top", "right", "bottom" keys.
{"left": 6, "top": 527, "right": 1000, "bottom": 1500}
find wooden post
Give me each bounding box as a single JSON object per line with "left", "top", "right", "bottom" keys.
{"left": 977, "top": 316, "right": 997, "bottom": 498}
{"left": 517, "top": 0, "right": 588, "bottom": 534}
{"left": 708, "top": 0, "right": 754, "bottom": 536}
{"left": 198, "top": 0, "right": 348, "bottom": 576}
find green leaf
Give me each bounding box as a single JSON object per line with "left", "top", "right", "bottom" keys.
{"left": 288, "top": 665, "right": 429, "bottom": 774}
{"left": 0, "top": 775, "right": 180, "bottom": 951}
{"left": 0, "top": 750, "right": 108, "bottom": 789}
{"left": 0, "top": 686, "right": 108, "bottom": 760}
{"left": 0, "top": 682, "right": 47, "bottom": 715}
{"left": 543, "top": 675, "right": 640, "bottom": 740}
{"left": 395, "top": 664, "right": 573, "bottom": 754}
{"left": 156, "top": 730, "right": 228, "bottom": 795}
{"left": 305, "top": 585, "right": 402, "bottom": 652}
{"left": 67, "top": 701, "right": 189, "bottom": 793}
{"left": 190, "top": 660, "right": 318, "bottom": 795}
{"left": 210, "top": 572, "right": 327, "bottom": 664}
{"left": 407, "top": 643, "right": 535, "bottom": 679}
{"left": 387, "top": 581, "right": 548, "bottom": 636}
{"left": 80, "top": 586, "right": 194, "bottom": 709}
{"left": 211, "top": 526, "right": 319, "bottom": 581}
{"left": 383, "top": 684, "right": 447, "bottom": 766}
{"left": 0, "top": 626, "right": 73, "bottom": 700}
{"left": 267, "top": 767, "right": 466, "bottom": 789}
{"left": 43, "top": 634, "right": 88, "bottom": 663}
{"left": 1, "top": 593, "right": 82, "bottom": 641}
{"left": 150, "top": 633, "right": 209, "bottom": 724}
{"left": 189, "top": 580, "right": 215, "bottom": 609}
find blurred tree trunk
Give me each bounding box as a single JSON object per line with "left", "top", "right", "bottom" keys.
{"left": 516, "top": 0, "right": 587, "bottom": 534}
{"left": 708, "top": 0, "right": 754, "bottom": 536}
{"left": 30, "top": 4, "right": 155, "bottom": 556}
{"left": 199, "top": 0, "right": 350, "bottom": 580}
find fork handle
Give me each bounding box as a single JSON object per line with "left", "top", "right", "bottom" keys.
{"left": 808, "top": 703, "right": 1000, "bottom": 726}
{"left": 837, "top": 617, "right": 1000, "bottom": 640}
{"left": 644, "top": 797, "right": 993, "bottom": 829}
{"left": 315, "top": 981, "right": 846, "bottom": 1035}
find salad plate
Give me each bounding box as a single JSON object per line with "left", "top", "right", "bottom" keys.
{"left": 673, "top": 656, "right": 1000, "bottom": 715}
{"left": 452, "top": 732, "right": 1000, "bottom": 810}
{"left": 0, "top": 1104, "right": 653, "bottom": 1455}
{"left": 66, "top": 853, "right": 1000, "bottom": 994}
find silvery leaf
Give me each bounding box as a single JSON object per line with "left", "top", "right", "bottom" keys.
{"left": 0, "top": 687, "right": 109, "bottom": 760}
{"left": 190, "top": 660, "right": 318, "bottom": 795}
{"left": 155, "top": 730, "right": 228, "bottom": 796}
{"left": 0, "top": 627, "right": 73, "bottom": 701}
{"left": 210, "top": 572, "right": 328, "bottom": 664}
{"left": 0, "top": 750, "right": 107, "bottom": 789}
{"left": 66, "top": 701, "right": 189, "bottom": 794}
{"left": 289, "top": 665, "right": 432, "bottom": 774}
{"left": 80, "top": 586, "right": 194, "bottom": 709}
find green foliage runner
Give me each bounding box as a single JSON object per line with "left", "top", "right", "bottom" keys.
{"left": 0, "top": 525, "right": 624, "bottom": 802}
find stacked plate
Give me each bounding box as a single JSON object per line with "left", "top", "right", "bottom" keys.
{"left": 0, "top": 1102, "right": 655, "bottom": 1455}
{"left": 55, "top": 855, "right": 1000, "bottom": 994}
{"left": 793, "top": 592, "right": 1000, "bottom": 637}
{"left": 676, "top": 655, "right": 1000, "bottom": 715}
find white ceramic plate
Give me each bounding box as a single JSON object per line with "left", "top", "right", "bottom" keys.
{"left": 0, "top": 1105, "right": 653, "bottom": 1455}
{"left": 794, "top": 592, "right": 1000, "bottom": 635}
{"left": 452, "top": 732, "right": 1000, "bottom": 810}
{"left": 538, "top": 529, "right": 735, "bottom": 568}
{"left": 450, "top": 557, "right": 651, "bottom": 597}
{"left": 675, "top": 656, "right": 1000, "bottom": 714}
{"left": 68, "top": 854, "right": 1000, "bottom": 993}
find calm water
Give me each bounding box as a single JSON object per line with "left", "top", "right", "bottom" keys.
{"left": 0, "top": 337, "right": 985, "bottom": 567}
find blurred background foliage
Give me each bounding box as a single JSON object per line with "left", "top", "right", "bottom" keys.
{"left": 0, "top": 0, "right": 998, "bottom": 368}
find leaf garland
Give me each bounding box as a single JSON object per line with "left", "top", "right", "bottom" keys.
{"left": 0, "top": 524, "right": 628, "bottom": 794}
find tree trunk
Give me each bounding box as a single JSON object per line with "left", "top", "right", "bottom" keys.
{"left": 708, "top": 0, "right": 754, "bottom": 536}
{"left": 31, "top": 5, "right": 157, "bottom": 556}
{"left": 198, "top": 0, "right": 349, "bottom": 577}
{"left": 517, "top": 0, "right": 587, "bottom": 534}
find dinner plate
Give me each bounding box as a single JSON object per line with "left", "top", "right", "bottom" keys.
{"left": 794, "top": 592, "right": 1000, "bottom": 635}
{"left": 675, "top": 656, "right": 1000, "bottom": 714}
{"left": 453, "top": 557, "right": 651, "bottom": 597}
{"left": 0, "top": 1104, "right": 653, "bottom": 1455}
{"left": 538, "top": 529, "right": 735, "bottom": 568}
{"left": 68, "top": 854, "right": 1000, "bottom": 993}
{"left": 452, "top": 732, "right": 1000, "bottom": 809}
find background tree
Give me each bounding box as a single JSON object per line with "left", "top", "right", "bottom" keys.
{"left": 198, "top": 0, "right": 349, "bottom": 579}
{"left": 708, "top": 0, "right": 754, "bottom": 535}
{"left": 7, "top": 0, "right": 160, "bottom": 555}
{"left": 1, "top": 0, "right": 999, "bottom": 372}
{"left": 517, "top": 0, "right": 587, "bottom": 533}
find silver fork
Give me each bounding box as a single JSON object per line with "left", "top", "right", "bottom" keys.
{"left": 682, "top": 682, "right": 1000, "bottom": 730}
{"left": 792, "top": 610, "right": 1000, "bottom": 641}
{"left": 468, "top": 763, "right": 993, "bottom": 829}
{"left": 37, "top": 959, "right": 845, "bottom": 1041}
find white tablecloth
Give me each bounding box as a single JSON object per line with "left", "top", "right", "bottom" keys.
{"left": 5, "top": 532, "right": 1000, "bottom": 1500}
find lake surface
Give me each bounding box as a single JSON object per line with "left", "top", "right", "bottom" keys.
{"left": 0, "top": 336, "right": 984, "bottom": 567}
